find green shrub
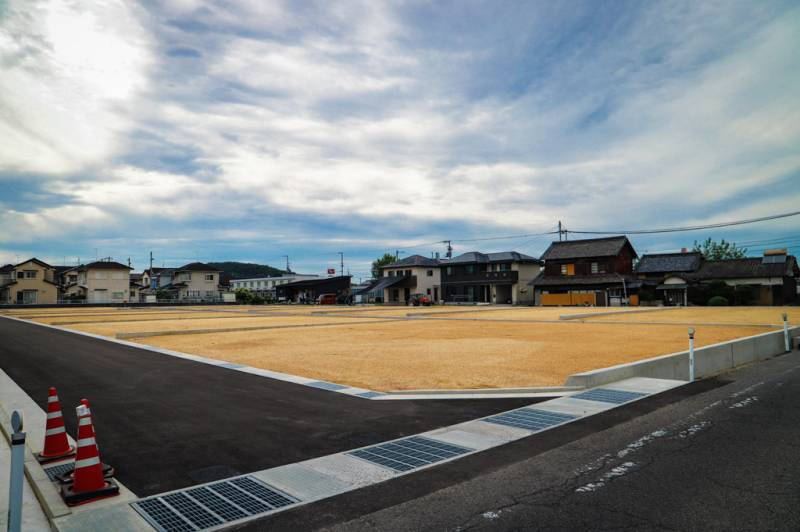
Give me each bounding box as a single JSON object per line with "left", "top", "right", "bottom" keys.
{"left": 708, "top": 295, "right": 729, "bottom": 306}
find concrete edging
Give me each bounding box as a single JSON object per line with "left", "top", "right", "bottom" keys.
{"left": 559, "top": 307, "right": 680, "bottom": 320}
{"left": 565, "top": 325, "right": 800, "bottom": 388}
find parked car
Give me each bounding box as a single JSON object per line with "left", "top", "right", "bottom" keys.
{"left": 317, "top": 293, "right": 337, "bottom": 305}
{"left": 408, "top": 293, "right": 432, "bottom": 306}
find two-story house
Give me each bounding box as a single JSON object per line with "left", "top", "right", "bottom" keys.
{"left": 530, "top": 236, "right": 640, "bottom": 306}
{"left": 60, "top": 260, "right": 132, "bottom": 303}
{"left": 170, "top": 262, "right": 222, "bottom": 301}
{"left": 440, "top": 251, "right": 541, "bottom": 304}
{"left": 635, "top": 250, "right": 703, "bottom": 306}
{"left": 0, "top": 258, "right": 59, "bottom": 304}
{"left": 374, "top": 255, "right": 442, "bottom": 304}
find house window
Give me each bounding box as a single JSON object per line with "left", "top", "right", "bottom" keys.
{"left": 205, "top": 274, "right": 214, "bottom": 281}
{"left": 499, "top": 263, "right": 510, "bottom": 271}
{"left": 405, "top": 270, "right": 412, "bottom": 276}
{"left": 112, "top": 292, "right": 124, "bottom": 299}
{"left": 426, "top": 270, "right": 433, "bottom": 277}
{"left": 446, "top": 266, "right": 453, "bottom": 275}
{"left": 465, "top": 265, "right": 475, "bottom": 274}
{"left": 206, "top": 291, "right": 215, "bottom": 297}
{"left": 560, "top": 264, "right": 575, "bottom": 276}
{"left": 23, "top": 270, "right": 37, "bottom": 279}
{"left": 426, "top": 288, "right": 431, "bottom": 295}
{"left": 94, "top": 271, "right": 108, "bottom": 280}
{"left": 591, "top": 262, "right": 606, "bottom": 274}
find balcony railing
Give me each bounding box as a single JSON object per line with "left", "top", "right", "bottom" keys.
{"left": 442, "top": 271, "right": 518, "bottom": 283}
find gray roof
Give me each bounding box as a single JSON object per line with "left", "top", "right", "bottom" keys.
{"left": 540, "top": 236, "right": 635, "bottom": 260}
{"left": 447, "top": 251, "right": 541, "bottom": 264}
{"left": 176, "top": 262, "right": 220, "bottom": 273}
{"left": 636, "top": 252, "right": 703, "bottom": 274}
{"left": 690, "top": 256, "right": 798, "bottom": 280}
{"left": 383, "top": 255, "right": 440, "bottom": 268}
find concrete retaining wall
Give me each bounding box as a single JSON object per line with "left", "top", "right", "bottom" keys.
{"left": 566, "top": 326, "right": 800, "bottom": 388}
{"left": 559, "top": 307, "right": 679, "bottom": 321}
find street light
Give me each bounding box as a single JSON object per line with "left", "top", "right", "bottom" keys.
{"left": 688, "top": 327, "right": 696, "bottom": 382}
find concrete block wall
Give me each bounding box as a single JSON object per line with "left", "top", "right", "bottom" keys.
{"left": 566, "top": 326, "right": 800, "bottom": 388}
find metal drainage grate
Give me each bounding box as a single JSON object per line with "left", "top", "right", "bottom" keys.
{"left": 348, "top": 436, "right": 473, "bottom": 472}
{"left": 572, "top": 388, "right": 647, "bottom": 404}
{"left": 43, "top": 462, "right": 74, "bottom": 482}
{"left": 356, "top": 391, "right": 384, "bottom": 399}
{"left": 306, "top": 380, "right": 348, "bottom": 391}
{"left": 484, "top": 408, "right": 577, "bottom": 431}
{"left": 132, "top": 476, "right": 299, "bottom": 532}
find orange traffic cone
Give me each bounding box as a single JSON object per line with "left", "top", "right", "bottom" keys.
{"left": 60, "top": 404, "right": 119, "bottom": 506}
{"left": 36, "top": 387, "right": 75, "bottom": 463}
{"left": 54, "top": 399, "right": 115, "bottom": 484}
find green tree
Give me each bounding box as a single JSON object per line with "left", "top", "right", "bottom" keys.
{"left": 371, "top": 253, "right": 397, "bottom": 279}
{"left": 692, "top": 238, "right": 748, "bottom": 260}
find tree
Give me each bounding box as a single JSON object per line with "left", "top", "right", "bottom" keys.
{"left": 371, "top": 253, "right": 397, "bottom": 279}
{"left": 692, "top": 238, "right": 748, "bottom": 260}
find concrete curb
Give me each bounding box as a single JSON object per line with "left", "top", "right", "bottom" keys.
{"left": 386, "top": 386, "right": 582, "bottom": 395}
{"left": 565, "top": 325, "right": 800, "bottom": 388}
{"left": 559, "top": 307, "right": 680, "bottom": 320}
{"left": 0, "top": 403, "right": 70, "bottom": 528}
{"left": 114, "top": 318, "right": 404, "bottom": 339}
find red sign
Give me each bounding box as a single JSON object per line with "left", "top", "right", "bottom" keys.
{"left": 327, "top": 268, "right": 336, "bottom": 274}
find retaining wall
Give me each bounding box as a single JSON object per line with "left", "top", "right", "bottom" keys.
{"left": 566, "top": 326, "right": 800, "bottom": 388}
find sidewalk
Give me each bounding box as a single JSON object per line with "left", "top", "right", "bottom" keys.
{"left": 0, "top": 414, "right": 50, "bottom": 531}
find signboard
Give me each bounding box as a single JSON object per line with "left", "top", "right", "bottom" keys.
{"left": 327, "top": 268, "right": 336, "bottom": 275}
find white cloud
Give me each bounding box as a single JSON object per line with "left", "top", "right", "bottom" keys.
{"left": 0, "top": 0, "right": 152, "bottom": 174}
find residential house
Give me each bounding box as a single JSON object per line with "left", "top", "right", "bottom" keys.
{"left": 530, "top": 236, "right": 640, "bottom": 306}
{"left": 230, "top": 274, "right": 319, "bottom": 300}
{"left": 373, "top": 255, "right": 442, "bottom": 304}
{"left": 0, "top": 258, "right": 59, "bottom": 304}
{"left": 60, "top": 260, "right": 132, "bottom": 303}
{"left": 170, "top": 263, "right": 223, "bottom": 301}
{"left": 635, "top": 251, "right": 703, "bottom": 306}
{"left": 275, "top": 276, "right": 352, "bottom": 303}
{"left": 441, "top": 251, "right": 542, "bottom": 304}
{"left": 129, "top": 273, "right": 144, "bottom": 302}
{"left": 636, "top": 249, "right": 798, "bottom": 305}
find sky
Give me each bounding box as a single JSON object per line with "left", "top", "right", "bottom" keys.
{"left": 1, "top": 0, "right": 799, "bottom": 280}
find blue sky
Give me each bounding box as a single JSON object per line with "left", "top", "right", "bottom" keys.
{"left": 1, "top": 0, "right": 799, "bottom": 280}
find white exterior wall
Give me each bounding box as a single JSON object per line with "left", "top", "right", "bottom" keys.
{"left": 84, "top": 268, "right": 130, "bottom": 303}
{"left": 176, "top": 271, "right": 220, "bottom": 299}
{"left": 231, "top": 275, "right": 318, "bottom": 292}
{"left": 382, "top": 266, "right": 441, "bottom": 303}
{"left": 511, "top": 262, "right": 541, "bottom": 305}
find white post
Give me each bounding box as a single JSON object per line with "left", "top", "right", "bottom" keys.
{"left": 7, "top": 411, "right": 25, "bottom": 532}
{"left": 783, "top": 313, "right": 790, "bottom": 352}
{"left": 688, "top": 327, "right": 696, "bottom": 382}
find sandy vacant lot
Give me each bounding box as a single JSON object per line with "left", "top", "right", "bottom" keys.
{"left": 139, "top": 319, "right": 769, "bottom": 390}
{"left": 582, "top": 307, "right": 800, "bottom": 326}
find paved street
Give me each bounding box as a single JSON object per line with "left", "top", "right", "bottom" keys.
{"left": 0, "top": 318, "right": 533, "bottom": 496}
{"left": 248, "top": 350, "right": 800, "bottom": 531}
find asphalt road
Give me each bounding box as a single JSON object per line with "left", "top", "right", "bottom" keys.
{"left": 246, "top": 349, "right": 800, "bottom": 531}
{"left": 0, "top": 317, "right": 535, "bottom": 496}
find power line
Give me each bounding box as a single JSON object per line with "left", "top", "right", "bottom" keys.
{"left": 564, "top": 210, "right": 800, "bottom": 235}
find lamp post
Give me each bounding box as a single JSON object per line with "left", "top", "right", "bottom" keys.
{"left": 688, "top": 327, "right": 696, "bottom": 382}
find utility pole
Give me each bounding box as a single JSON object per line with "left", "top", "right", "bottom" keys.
{"left": 558, "top": 221, "right": 562, "bottom": 242}
{"left": 395, "top": 250, "right": 399, "bottom": 260}
{"left": 338, "top": 252, "right": 344, "bottom": 276}
{"left": 149, "top": 251, "right": 153, "bottom": 273}
{"left": 127, "top": 257, "right": 131, "bottom": 268}
{"left": 283, "top": 255, "right": 291, "bottom": 273}
{"left": 445, "top": 240, "right": 452, "bottom": 258}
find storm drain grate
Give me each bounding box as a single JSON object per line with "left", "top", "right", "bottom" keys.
{"left": 306, "top": 380, "right": 348, "bottom": 391}
{"left": 484, "top": 408, "right": 577, "bottom": 431}
{"left": 132, "top": 476, "right": 300, "bottom": 532}
{"left": 43, "top": 461, "right": 74, "bottom": 481}
{"left": 348, "top": 436, "right": 473, "bottom": 472}
{"left": 572, "top": 388, "right": 647, "bottom": 404}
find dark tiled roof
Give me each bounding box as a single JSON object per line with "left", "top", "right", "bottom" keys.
{"left": 0, "top": 264, "right": 13, "bottom": 273}
{"left": 277, "top": 275, "right": 351, "bottom": 289}
{"left": 14, "top": 257, "right": 54, "bottom": 269}
{"left": 68, "top": 260, "right": 132, "bottom": 272}
{"left": 690, "top": 256, "right": 798, "bottom": 280}
{"left": 448, "top": 251, "right": 541, "bottom": 264}
{"left": 636, "top": 252, "right": 703, "bottom": 274}
{"left": 383, "top": 255, "right": 440, "bottom": 268}
{"left": 176, "top": 262, "right": 220, "bottom": 272}
{"left": 540, "top": 236, "right": 635, "bottom": 260}
{"left": 528, "top": 272, "right": 640, "bottom": 287}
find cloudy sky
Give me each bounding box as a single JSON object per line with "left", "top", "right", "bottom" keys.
{"left": 1, "top": 0, "right": 799, "bottom": 278}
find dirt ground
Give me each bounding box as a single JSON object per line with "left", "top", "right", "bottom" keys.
{"left": 138, "top": 319, "right": 770, "bottom": 390}
{"left": 581, "top": 307, "right": 800, "bottom": 326}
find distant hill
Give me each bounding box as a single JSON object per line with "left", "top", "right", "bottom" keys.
{"left": 208, "top": 262, "right": 286, "bottom": 280}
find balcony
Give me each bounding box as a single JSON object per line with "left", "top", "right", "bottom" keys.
{"left": 442, "top": 270, "right": 518, "bottom": 284}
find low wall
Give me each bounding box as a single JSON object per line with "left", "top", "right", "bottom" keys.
{"left": 566, "top": 326, "right": 800, "bottom": 388}
{"left": 559, "top": 307, "right": 678, "bottom": 320}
